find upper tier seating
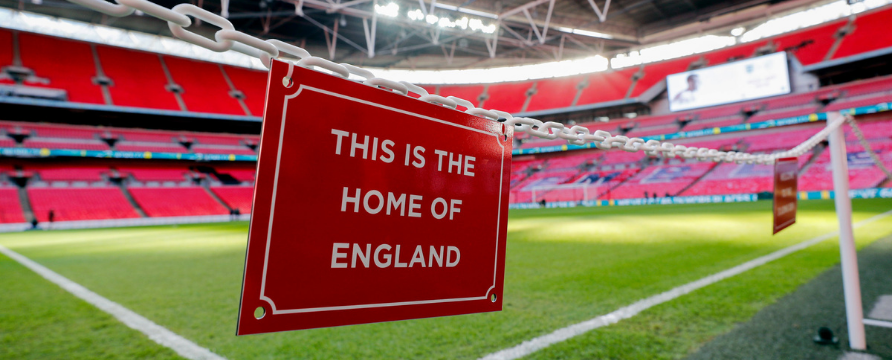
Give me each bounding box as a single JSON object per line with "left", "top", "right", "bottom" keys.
{"left": 526, "top": 76, "right": 584, "bottom": 112}
{"left": 0, "top": 29, "right": 13, "bottom": 85}
{"left": 833, "top": 9, "right": 892, "bottom": 59}
{"left": 2, "top": 5, "right": 891, "bottom": 118}
{"left": 575, "top": 69, "right": 637, "bottom": 105}
{"left": 0, "top": 187, "right": 25, "bottom": 223}
{"left": 436, "top": 85, "right": 485, "bottom": 107}
{"left": 96, "top": 45, "right": 181, "bottom": 110}
{"left": 18, "top": 32, "right": 105, "bottom": 104}
{"left": 223, "top": 65, "right": 268, "bottom": 116}
{"left": 211, "top": 186, "right": 253, "bottom": 213}
{"left": 129, "top": 186, "right": 228, "bottom": 217}
{"left": 482, "top": 82, "right": 532, "bottom": 113}
{"left": 190, "top": 145, "right": 256, "bottom": 155}
{"left": 27, "top": 186, "right": 140, "bottom": 221}
{"left": 163, "top": 57, "right": 247, "bottom": 115}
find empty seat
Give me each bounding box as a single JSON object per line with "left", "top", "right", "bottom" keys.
{"left": 37, "top": 167, "right": 107, "bottom": 182}
{"left": 525, "top": 76, "right": 584, "bottom": 112}
{"left": 437, "top": 85, "right": 485, "bottom": 107}
{"left": 482, "top": 82, "right": 532, "bottom": 113}
{"left": 163, "top": 56, "right": 246, "bottom": 115}
{"left": 211, "top": 186, "right": 253, "bottom": 213}
{"left": 97, "top": 45, "right": 181, "bottom": 111}
{"left": 576, "top": 69, "right": 636, "bottom": 105}
{"left": 833, "top": 7, "right": 892, "bottom": 59}
{"left": 23, "top": 138, "right": 109, "bottom": 151}
{"left": 0, "top": 187, "right": 25, "bottom": 223}
{"left": 775, "top": 19, "right": 846, "bottom": 65}
{"left": 18, "top": 32, "right": 104, "bottom": 104}
{"left": 0, "top": 29, "right": 14, "bottom": 85}
{"left": 222, "top": 65, "right": 268, "bottom": 116}
{"left": 28, "top": 187, "right": 139, "bottom": 221}
{"left": 129, "top": 186, "right": 228, "bottom": 217}
{"left": 631, "top": 56, "right": 697, "bottom": 97}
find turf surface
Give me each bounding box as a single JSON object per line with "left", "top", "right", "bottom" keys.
{"left": 1, "top": 199, "right": 891, "bottom": 359}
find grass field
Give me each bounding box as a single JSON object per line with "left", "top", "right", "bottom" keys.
{"left": 2, "top": 199, "right": 892, "bottom": 359}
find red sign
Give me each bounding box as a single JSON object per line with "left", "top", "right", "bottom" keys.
{"left": 236, "top": 60, "right": 512, "bottom": 335}
{"left": 773, "top": 157, "right": 798, "bottom": 234}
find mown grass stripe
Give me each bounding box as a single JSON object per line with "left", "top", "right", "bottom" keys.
{"left": 0, "top": 243, "right": 226, "bottom": 360}
{"left": 481, "top": 209, "right": 892, "bottom": 360}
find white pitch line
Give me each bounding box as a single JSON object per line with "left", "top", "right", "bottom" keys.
{"left": 0, "top": 244, "right": 225, "bottom": 360}
{"left": 481, "top": 209, "right": 892, "bottom": 360}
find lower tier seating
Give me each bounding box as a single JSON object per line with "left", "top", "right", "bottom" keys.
{"left": 128, "top": 186, "right": 228, "bottom": 217}
{"left": 27, "top": 187, "right": 140, "bottom": 222}
{"left": 211, "top": 186, "right": 253, "bottom": 213}
{"left": 0, "top": 187, "right": 25, "bottom": 223}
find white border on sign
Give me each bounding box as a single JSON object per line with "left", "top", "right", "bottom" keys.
{"left": 258, "top": 85, "right": 506, "bottom": 314}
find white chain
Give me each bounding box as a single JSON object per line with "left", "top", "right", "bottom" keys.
{"left": 58, "top": 0, "right": 848, "bottom": 165}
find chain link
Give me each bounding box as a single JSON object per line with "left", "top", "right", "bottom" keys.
{"left": 57, "top": 0, "right": 850, "bottom": 165}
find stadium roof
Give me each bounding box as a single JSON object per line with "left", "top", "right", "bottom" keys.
{"left": 1, "top": 0, "right": 888, "bottom": 76}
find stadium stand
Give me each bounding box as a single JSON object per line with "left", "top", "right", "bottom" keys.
{"left": 575, "top": 69, "right": 637, "bottom": 105}
{"left": 17, "top": 32, "right": 105, "bottom": 104}
{"left": 606, "top": 162, "right": 715, "bottom": 199}
{"left": 211, "top": 186, "right": 254, "bottom": 213}
{"left": 832, "top": 9, "right": 892, "bottom": 59}
{"left": 222, "top": 65, "right": 268, "bottom": 116}
{"left": 437, "top": 85, "right": 485, "bottom": 107}
{"left": 129, "top": 186, "right": 229, "bottom": 217}
{"left": 163, "top": 56, "right": 246, "bottom": 115}
{"left": 96, "top": 45, "right": 181, "bottom": 110}
{"left": 525, "top": 76, "right": 583, "bottom": 112}
{"left": 482, "top": 82, "right": 533, "bottom": 113}
{"left": 0, "top": 29, "right": 12, "bottom": 85}
{"left": 0, "top": 186, "right": 25, "bottom": 223}
{"left": 27, "top": 186, "right": 140, "bottom": 221}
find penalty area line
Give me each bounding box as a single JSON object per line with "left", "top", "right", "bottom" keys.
{"left": 0, "top": 244, "right": 225, "bottom": 360}
{"left": 480, "top": 209, "right": 892, "bottom": 360}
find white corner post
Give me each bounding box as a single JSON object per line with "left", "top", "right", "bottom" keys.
{"left": 827, "top": 112, "right": 866, "bottom": 350}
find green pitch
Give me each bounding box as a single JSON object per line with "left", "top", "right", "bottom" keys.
{"left": 2, "top": 199, "right": 892, "bottom": 359}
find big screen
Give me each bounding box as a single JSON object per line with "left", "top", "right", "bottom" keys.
{"left": 667, "top": 52, "right": 791, "bottom": 112}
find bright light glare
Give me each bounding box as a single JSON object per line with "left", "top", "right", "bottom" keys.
{"left": 374, "top": 3, "right": 399, "bottom": 17}
{"left": 611, "top": 35, "right": 735, "bottom": 69}
{"left": 730, "top": 27, "right": 745, "bottom": 36}
{"left": 740, "top": 0, "right": 892, "bottom": 42}
{"left": 368, "top": 56, "right": 609, "bottom": 84}
{"left": 556, "top": 27, "right": 613, "bottom": 39}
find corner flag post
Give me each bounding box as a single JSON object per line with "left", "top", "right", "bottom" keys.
{"left": 828, "top": 112, "right": 866, "bottom": 350}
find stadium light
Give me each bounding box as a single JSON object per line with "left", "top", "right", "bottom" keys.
{"left": 374, "top": 2, "right": 399, "bottom": 17}
{"left": 556, "top": 27, "right": 613, "bottom": 40}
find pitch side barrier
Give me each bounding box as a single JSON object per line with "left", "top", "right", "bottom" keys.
{"left": 508, "top": 188, "right": 892, "bottom": 209}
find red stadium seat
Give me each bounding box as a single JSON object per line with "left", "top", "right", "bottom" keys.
{"left": 18, "top": 32, "right": 105, "bottom": 104}
{"left": 211, "top": 186, "right": 254, "bottom": 213}
{"left": 631, "top": 56, "right": 698, "bottom": 97}
{"left": 119, "top": 167, "right": 190, "bottom": 182}
{"left": 437, "top": 85, "right": 485, "bottom": 107}
{"left": 576, "top": 69, "right": 636, "bottom": 105}
{"left": 483, "top": 82, "right": 533, "bottom": 113}
{"left": 0, "top": 187, "right": 25, "bottom": 223}
{"left": 163, "top": 56, "right": 246, "bottom": 115}
{"left": 129, "top": 186, "right": 229, "bottom": 217}
{"left": 28, "top": 187, "right": 140, "bottom": 221}
{"left": 775, "top": 19, "right": 846, "bottom": 65}
{"left": 96, "top": 45, "right": 181, "bottom": 111}
{"left": 525, "top": 76, "right": 585, "bottom": 112}
{"left": 0, "top": 29, "right": 14, "bottom": 85}
{"left": 833, "top": 7, "right": 892, "bottom": 59}
{"left": 223, "top": 65, "right": 268, "bottom": 116}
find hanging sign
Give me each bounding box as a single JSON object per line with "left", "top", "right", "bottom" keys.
{"left": 773, "top": 157, "right": 798, "bottom": 234}
{"left": 237, "top": 59, "right": 512, "bottom": 335}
